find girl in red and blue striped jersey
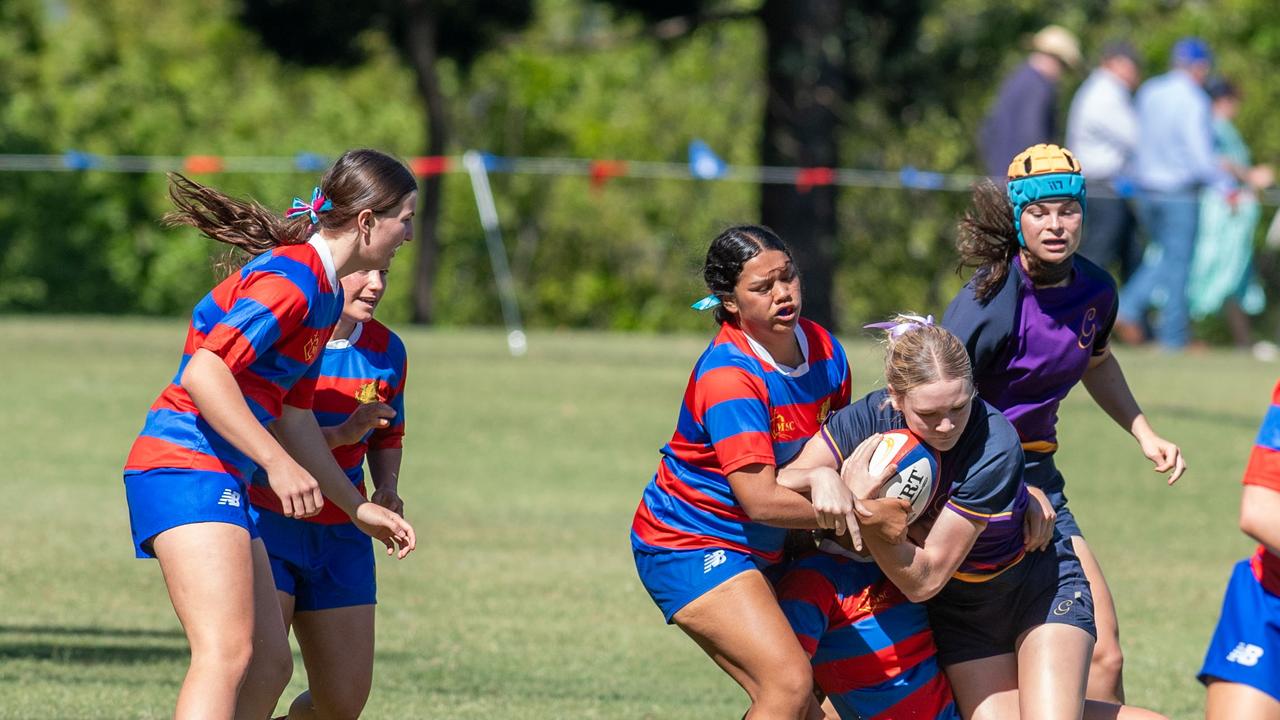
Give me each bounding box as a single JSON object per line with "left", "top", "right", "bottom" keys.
{"left": 1199, "top": 380, "right": 1280, "bottom": 719}
{"left": 248, "top": 265, "right": 407, "bottom": 719}
{"left": 122, "top": 150, "right": 417, "bottom": 720}
{"left": 631, "top": 225, "right": 891, "bottom": 719}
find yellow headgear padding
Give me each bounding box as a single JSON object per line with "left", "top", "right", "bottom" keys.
{"left": 1007, "top": 143, "right": 1081, "bottom": 180}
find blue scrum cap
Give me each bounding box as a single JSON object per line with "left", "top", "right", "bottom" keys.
{"left": 1006, "top": 144, "right": 1087, "bottom": 247}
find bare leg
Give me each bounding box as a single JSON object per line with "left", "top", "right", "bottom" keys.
{"left": 233, "top": 539, "right": 295, "bottom": 719}
{"left": 153, "top": 522, "right": 256, "bottom": 720}
{"left": 1016, "top": 622, "right": 1093, "bottom": 720}
{"left": 943, "top": 653, "right": 1019, "bottom": 719}
{"left": 1082, "top": 699, "right": 1168, "bottom": 719}
{"left": 1205, "top": 680, "right": 1280, "bottom": 720}
{"left": 1074, "top": 536, "right": 1125, "bottom": 703}
{"left": 286, "top": 605, "right": 376, "bottom": 719}
{"left": 673, "top": 569, "right": 815, "bottom": 719}
{"left": 1224, "top": 300, "right": 1253, "bottom": 349}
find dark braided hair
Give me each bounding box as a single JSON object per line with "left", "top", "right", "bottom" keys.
{"left": 702, "top": 225, "right": 795, "bottom": 324}
{"left": 955, "top": 180, "right": 1019, "bottom": 301}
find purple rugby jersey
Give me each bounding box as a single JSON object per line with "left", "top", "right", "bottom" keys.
{"left": 820, "top": 389, "right": 1029, "bottom": 581}
{"left": 943, "top": 255, "right": 1117, "bottom": 453}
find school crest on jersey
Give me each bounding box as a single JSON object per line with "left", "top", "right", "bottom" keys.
{"left": 772, "top": 411, "right": 797, "bottom": 440}
{"left": 355, "top": 381, "right": 380, "bottom": 405}
{"left": 817, "top": 398, "right": 832, "bottom": 425}
{"left": 303, "top": 332, "right": 322, "bottom": 362}
{"left": 1076, "top": 307, "right": 1098, "bottom": 350}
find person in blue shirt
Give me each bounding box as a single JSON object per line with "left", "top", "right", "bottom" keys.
{"left": 1114, "top": 37, "right": 1233, "bottom": 350}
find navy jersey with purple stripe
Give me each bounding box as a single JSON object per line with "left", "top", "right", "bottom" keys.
{"left": 124, "top": 237, "right": 342, "bottom": 482}
{"left": 249, "top": 319, "right": 407, "bottom": 525}
{"left": 821, "top": 389, "right": 1029, "bottom": 580}
{"left": 772, "top": 545, "right": 959, "bottom": 719}
{"left": 631, "top": 319, "right": 852, "bottom": 564}
{"left": 943, "top": 255, "right": 1116, "bottom": 453}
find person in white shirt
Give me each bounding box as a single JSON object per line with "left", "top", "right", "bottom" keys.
{"left": 1066, "top": 42, "right": 1142, "bottom": 282}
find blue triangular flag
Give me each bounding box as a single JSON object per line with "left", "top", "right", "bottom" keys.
{"left": 688, "top": 140, "right": 727, "bottom": 180}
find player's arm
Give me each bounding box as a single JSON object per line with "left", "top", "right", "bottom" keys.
{"left": 1082, "top": 347, "right": 1186, "bottom": 484}
{"left": 182, "top": 348, "right": 323, "bottom": 519}
{"left": 862, "top": 508, "right": 984, "bottom": 602}
{"left": 727, "top": 463, "right": 827, "bottom": 530}
{"left": 368, "top": 448, "right": 404, "bottom": 516}
{"left": 321, "top": 402, "right": 396, "bottom": 448}
{"left": 1241, "top": 484, "right": 1280, "bottom": 556}
{"left": 275, "top": 405, "right": 416, "bottom": 558}
{"left": 775, "top": 431, "right": 858, "bottom": 533}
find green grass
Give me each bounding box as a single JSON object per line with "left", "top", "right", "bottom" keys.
{"left": 0, "top": 315, "right": 1270, "bottom": 718}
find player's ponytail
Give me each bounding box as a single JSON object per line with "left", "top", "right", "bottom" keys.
{"left": 874, "top": 314, "right": 972, "bottom": 396}
{"left": 701, "top": 225, "right": 794, "bottom": 324}
{"left": 954, "top": 180, "right": 1018, "bottom": 302}
{"left": 165, "top": 149, "right": 417, "bottom": 257}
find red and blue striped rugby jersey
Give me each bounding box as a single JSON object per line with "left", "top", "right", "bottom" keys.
{"left": 124, "top": 237, "right": 343, "bottom": 483}
{"left": 631, "top": 318, "right": 852, "bottom": 563}
{"left": 249, "top": 319, "right": 407, "bottom": 524}
{"left": 1244, "top": 380, "right": 1280, "bottom": 596}
{"left": 772, "top": 545, "right": 958, "bottom": 720}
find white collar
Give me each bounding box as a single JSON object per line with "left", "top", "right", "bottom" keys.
{"left": 743, "top": 324, "right": 810, "bottom": 377}
{"left": 326, "top": 322, "right": 363, "bottom": 350}
{"left": 306, "top": 234, "right": 340, "bottom": 295}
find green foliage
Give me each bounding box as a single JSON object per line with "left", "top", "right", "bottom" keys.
{"left": 4, "top": 0, "right": 1280, "bottom": 334}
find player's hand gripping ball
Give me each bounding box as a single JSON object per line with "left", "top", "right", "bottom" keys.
{"left": 868, "top": 430, "right": 938, "bottom": 523}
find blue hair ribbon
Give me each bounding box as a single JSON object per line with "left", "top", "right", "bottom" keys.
{"left": 691, "top": 294, "right": 722, "bottom": 311}
{"left": 285, "top": 187, "right": 333, "bottom": 224}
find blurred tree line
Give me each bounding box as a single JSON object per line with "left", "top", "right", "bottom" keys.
{"left": 3, "top": 0, "right": 1280, "bottom": 333}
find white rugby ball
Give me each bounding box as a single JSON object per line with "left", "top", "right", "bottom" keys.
{"left": 866, "top": 430, "right": 939, "bottom": 523}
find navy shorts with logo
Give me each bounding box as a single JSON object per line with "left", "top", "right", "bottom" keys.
{"left": 633, "top": 545, "right": 769, "bottom": 623}
{"left": 1023, "top": 451, "right": 1084, "bottom": 539}
{"left": 124, "top": 468, "right": 259, "bottom": 559}
{"left": 927, "top": 534, "right": 1096, "bottom": 666}
{"left": 1198, "top": 558, "right": 1280, "bottom": 702}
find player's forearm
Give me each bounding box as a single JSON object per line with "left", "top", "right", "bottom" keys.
{"left": 275, "top": 407, "right": 367, "bottom": 515}
{"left": 1082, "top": 353, "right": 1146, "bottom": 436}
{"left": 181, "top": 349, "right": 291, "bottom": 470}
{"left": 862, "top": 534, "right": 946, "bottom": 602}
{"left": 368, "top": 448, "right": 402, "bottom": 492}
{"left": 729, "top": 465, "right": 821, "bottom": 529}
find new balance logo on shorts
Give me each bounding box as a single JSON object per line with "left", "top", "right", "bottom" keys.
{"left": 217, "top": 489, "right": 241, "bottom": 508}
{"left": 703, "top": 550, "right": 727, "bottom": 574}
{"left": 1226, "top": 642, "right": 1264, "bottom": 667}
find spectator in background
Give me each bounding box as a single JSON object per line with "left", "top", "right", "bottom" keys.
{"left": 1188, "top": 77, "right": 1274, "bottom": 353}
{"left": 1114, "top": 37, "right": 1232, "bottom": 350}
{"left": 1067, "top": 42, "right": 1143, "bottom": 282}
{"left": 979, "top": 25, "right": 1082, "bottom": 179}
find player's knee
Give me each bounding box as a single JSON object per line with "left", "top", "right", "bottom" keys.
{"left": 189, "top": 632, "right": 255, "bottom": 679}
{"left": 312, "top": 682, "right": 371, "bottom": 720}
{"left": 1091, "top": 637, "right": 1124, "bottom": 676}
{"left": 756, "top": 660, "right": 814, "bottom": 713}
{"left": 256, "top": 644, "right": 295, "bottom": 694}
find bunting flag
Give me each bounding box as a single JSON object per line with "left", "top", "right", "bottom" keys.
{"left": 0, "top": 149, "right": 1263, "bottom": 203}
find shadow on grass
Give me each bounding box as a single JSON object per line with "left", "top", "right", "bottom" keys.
{"left": 0, "top": 624, "right": 183, "bottom": 640}
{"left": 0, "top": 642, "right": 188, "bottom": 664}
{"left": 0, "top": 624, "right": 187, "bottom": 665}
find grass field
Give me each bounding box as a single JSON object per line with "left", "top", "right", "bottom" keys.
{"left": 0, "top": 315, "right": 1271, "bottom": 718}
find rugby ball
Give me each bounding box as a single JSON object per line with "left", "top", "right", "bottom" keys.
{"left": 867, "top": 430, "right": 938, "bottom": 523}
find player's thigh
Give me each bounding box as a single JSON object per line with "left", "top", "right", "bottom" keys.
{"left": 1073, "top": 537, "right": 1120, "bottom": 640}
{"left": 153, "top": 521, "right": 256, "bottom": 654}
{"left": 1017, "top": 622, "right": 1093, "bottom": 720}
{"left": 674, "top": 569, "right": 812, "bottom": 699}
{"left": 292, "top": 604, "right": 377, "bottom": 710}
{"left": 1206, "top": 681, "right": 1280, "bottom": 720}
{"left": 942, "top": 653, "right": 1019, "bottom": 720}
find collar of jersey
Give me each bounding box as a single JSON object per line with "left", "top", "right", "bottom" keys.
{"left": 326, "top": 322, "right": 363, "bottom": 350}
{"left": 742, "top": 323, "right": 810, "bottom": 378}
{"left": 307, "top": 233, "right": 340, "bottom": 296}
